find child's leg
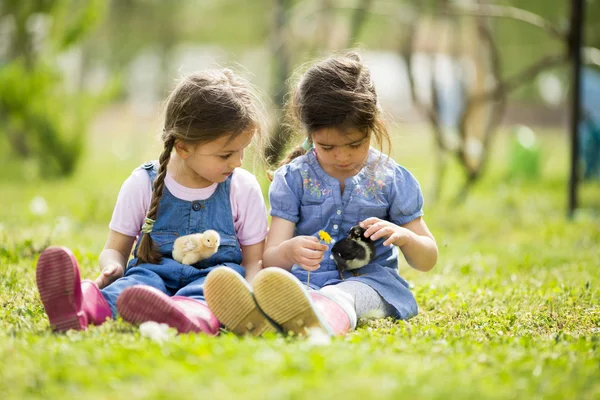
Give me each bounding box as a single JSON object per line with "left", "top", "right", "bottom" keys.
{"left": 100, "top": 266, "right": 169, "bottom": 317}
{"left": 116, "top": 285, "right": 217, "bottom": 335}
{"left": 317, "top": 285, "right": 357, "bottom": 330}
{"left": 81, "top": 280, "right": 112, "bottom": 325}
{"left": 320, "top": 281, "right": 396, "bottom": 326}
{"left": 36, "top": 247, "right": 111, "bottom": 332}
{"left": 252, "top": 268, "right": 351, "bottom": 336}
{"left": 116, "top": 264, "right": 268, "bottom": 336}
{"left": 203, "top": 267, "right": 279, "bottom": 336}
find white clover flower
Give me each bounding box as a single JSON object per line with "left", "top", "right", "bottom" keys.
{"left": 29, "top": 196, "right": 48, "bottom": 215}
{"left": 306, "top": 327, "right": 331, "bottom": 346}
{"left": 53, "top": 216, "right": 73, "bottom": 235}
{"left": 139, "top": 321, "right": 174, "bottom": 343}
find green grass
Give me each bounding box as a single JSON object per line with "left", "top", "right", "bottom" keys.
{"left": 1, "top": 118, "right": 599, "bottom": 399}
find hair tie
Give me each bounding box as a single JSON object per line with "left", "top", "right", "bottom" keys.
{"left": 141, "top": 218, "right": 155, "bottom": 234}
{"left": 301, "top": 138, "right": 313, "bottom": 151}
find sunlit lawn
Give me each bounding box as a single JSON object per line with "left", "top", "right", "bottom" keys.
{"left": 1, "top": 108, "right": 599, "bottom": 399}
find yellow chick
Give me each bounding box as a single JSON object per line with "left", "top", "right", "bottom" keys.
{"left": 172, "top": 230, "right": 220, "bottom": 265}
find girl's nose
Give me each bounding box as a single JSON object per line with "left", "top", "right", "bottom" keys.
{"left": 229, "top": 152, "right": 244, "bottom": 169}
{"left": 335, "top": 148, "right": 350, "bottom": 161}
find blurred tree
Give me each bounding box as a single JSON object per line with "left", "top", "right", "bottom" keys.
{"left": 0, "top": 0, "right": 115, "bottom": 178}
{"left": 265, "top": 0, "right": 292, "bottom": 165}
{"left": 84, "top": 0, "right": 272, "bottom": 101}
{"left": 89, "top": 0, "right": 185, "bottom": 97}
{"left": 261, "top": 0, "right": 599, "bottom": 204}
{"left": 417, "top": 0, "right": 600, "bottom": 203}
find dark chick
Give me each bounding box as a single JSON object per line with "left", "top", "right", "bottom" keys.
{"left": 331, "top": 225, "right": 376, "bottom": 279}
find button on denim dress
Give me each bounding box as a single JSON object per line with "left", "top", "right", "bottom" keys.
{"left": 269, "top": 149, "right": 424, "bottom": 319}
{"left": 100, "top": 161, "right": 244, "bottom": 316}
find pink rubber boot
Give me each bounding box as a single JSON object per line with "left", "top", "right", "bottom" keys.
{"left": 309, "top": 292, "right": 351, "bottom": 336}
{"left": 36, "top": 246, "right": 112, "bottom": 332}
{"left": 81, "top": 280, "right": 112, "bottom": 325}
{"left": 116, "top": 285, "right": 220, "bottom": 335}
{"left": 253, "top": 268, "right": 351, "bottom": 336}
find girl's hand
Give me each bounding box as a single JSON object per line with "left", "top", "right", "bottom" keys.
{"left": 282, "top": 236, "right": 328, "bottom": 271}
{"left": 94, "top": 264, "right": 124, "bottom": 289}
{"left": 360, "top": 218, "right": 411, "bottom": 247}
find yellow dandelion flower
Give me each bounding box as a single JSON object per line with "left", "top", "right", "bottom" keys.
{"left": 318, "top": 230, "right": 332, "bottom": 244}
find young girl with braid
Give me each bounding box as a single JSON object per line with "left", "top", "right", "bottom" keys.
{"left": 35, "top": 69, "right": 275, "bottom": 335}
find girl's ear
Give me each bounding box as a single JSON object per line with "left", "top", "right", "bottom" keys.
{"left": 174, "top": 140, "right": 193, "bottom": 159}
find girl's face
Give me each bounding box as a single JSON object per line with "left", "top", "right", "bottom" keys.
{"left": 311, "top": 127, "right": 370, "bottom": 179}
{"left": 174, "top": 130, "right": 254, "bottom": 188}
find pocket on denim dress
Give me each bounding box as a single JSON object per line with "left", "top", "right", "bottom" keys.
{"left": 149, "top": 231, "right": 179, "bottom": 256}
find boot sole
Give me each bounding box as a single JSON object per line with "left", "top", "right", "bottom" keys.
{"left": 253, "top": 268, "right": 327, "bottom": 336}
{"left": 204, "top": 267, "right": 279, "bottom": 336}
{"left": 117, "top": 286, "right": 207, "bottom": 334}
{"left": 36, "top": 247, "right": 85, "bottom": 332}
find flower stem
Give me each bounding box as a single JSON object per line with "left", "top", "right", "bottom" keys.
{"left": 308, "top": 231, "right": 331, "bottom": 291}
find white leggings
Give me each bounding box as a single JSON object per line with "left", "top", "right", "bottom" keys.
{"left": 319, "top": 281, "right": 396, "bottom": 330}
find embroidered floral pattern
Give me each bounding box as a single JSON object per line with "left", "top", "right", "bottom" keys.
{"left": 300, "top": 170, "right": 332, "bottom": 198}
{"left": 353, "top": 171, "right": 386, "bottom": 200}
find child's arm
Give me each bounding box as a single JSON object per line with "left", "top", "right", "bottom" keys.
{"left": 262, "top": 217, "right": 328, "bottom": 271}
{"left": 240, "top": 241, "right": 264, "bottom": 283}
{"left": 361, "top": 216, "right": 438, "bottom": 272}
{"left": 94, "top": 229, "right": 136, "bottom": 288}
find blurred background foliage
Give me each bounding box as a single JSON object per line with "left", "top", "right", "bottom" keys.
{"left": 0, "top": 0, "right": 599, "bottom": 191}
{"left": 0, "top": 0, "right": 120, "bottom": 177}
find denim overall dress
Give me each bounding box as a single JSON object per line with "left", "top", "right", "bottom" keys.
{"left": 101, "top": 161, "right": 244, "bottom": 316}
{"left": 269, "top": 149, "right": 423, "bottom": 320}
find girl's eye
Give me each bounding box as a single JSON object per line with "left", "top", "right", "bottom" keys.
{"left": 349, "top": 143, "right": 364, "bottom": 149}
{"left": 219, "top": 154, "right": 231, "bottom": 160}
{"left": 320, "top": 146, "right": 333, "bottom": 151}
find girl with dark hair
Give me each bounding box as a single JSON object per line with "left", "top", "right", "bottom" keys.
{"left": 207, "top": 52, "right": 438, "bottom": 337}
{"left": 35, "top": 69, "right": 277, "bottom": 336}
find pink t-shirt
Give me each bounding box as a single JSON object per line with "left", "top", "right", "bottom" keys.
{"left": 109, "top": 167, "right": 268, "bottom": 246}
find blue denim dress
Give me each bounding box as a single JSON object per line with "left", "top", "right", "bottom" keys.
{"left": 101, "top": 161, "right": 244, "bottom": 316}
{"left": 269, "top": 148, "right": 423, "bottom": 319}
